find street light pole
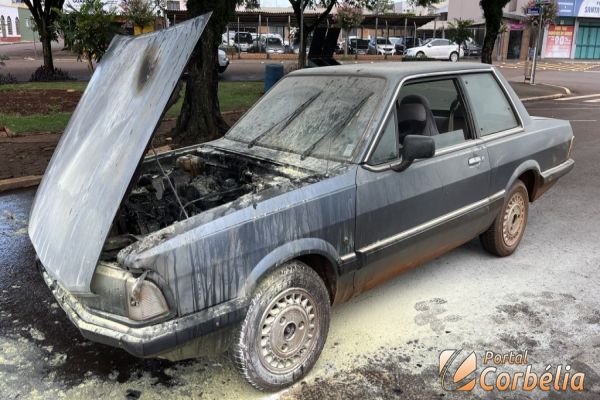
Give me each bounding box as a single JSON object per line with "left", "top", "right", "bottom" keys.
{"left": 299, "top": 0, "right": 304, "bottom": 69}
{"left": 530, "top": 4, "right": 544, "bottom": 85}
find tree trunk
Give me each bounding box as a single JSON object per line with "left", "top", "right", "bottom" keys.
{"left": 344, "top": 28, "right": 348, "bottom": 56}
{"left": 40, "top": 31, "right": 54, "bottom": 71}
{"left": 175, "top": 28, "right": 228, "bottom": 147}
{"left": 299, "top": 25, "right": 309, "bottom": 68}
{"left": 480, "top": 0, "right": 509, "bottom": 64}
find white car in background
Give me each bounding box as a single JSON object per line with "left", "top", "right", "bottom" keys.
{"left": 405, "top": 38, "right": 464, "bottom": 61}
{"left": 218, "top": 49, "right": 229, "bottom": 73}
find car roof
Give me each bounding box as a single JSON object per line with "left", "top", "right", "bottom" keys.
{"left": 289, "top": 62, "right": 494, "bottom": 85}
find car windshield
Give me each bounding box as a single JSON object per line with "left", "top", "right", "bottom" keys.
{"left": 376, "top": 38, "right": 391, "bottom": 45}
{"left": 236, "top": 33, "right": 253, "bottom": 43}
{"left": 226, "top": 75, "right": 385, "bottom": 162}
{"left": 266, "top": 37, "right": 282, "bottom": 45}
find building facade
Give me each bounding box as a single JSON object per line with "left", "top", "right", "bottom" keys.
{"left": 541, "top": 0, "right": 600, "bottom": 59}
{"left": 0, "top": 0, "right": 20, "bottom": 42}
{"left": 0, "top": 0, "right": 35, "bottom": 43}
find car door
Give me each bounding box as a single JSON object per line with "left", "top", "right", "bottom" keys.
{"left": 353, "top": 75, "right": 492, "bottom": 293}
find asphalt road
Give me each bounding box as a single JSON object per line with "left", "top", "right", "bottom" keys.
{"left": 1, "top": 71, "right": 600, "bottom": 399}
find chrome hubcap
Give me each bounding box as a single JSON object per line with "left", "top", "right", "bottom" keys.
{"left": 258, "top": 288, "right": 317, "bottom": 374}
{"left": 502, "top": 192, "right": 526, "bottom": 247}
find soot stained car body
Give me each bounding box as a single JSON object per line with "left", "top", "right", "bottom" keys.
{"left": 29, "top": 14, "right": 574, "bottom": 392}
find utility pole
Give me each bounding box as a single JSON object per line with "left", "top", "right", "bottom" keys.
{"left": 530, "top": 0, "right": 545, "bottom": 85}
{"left": 299, "top": 0, "right": 304, "bottom": 69}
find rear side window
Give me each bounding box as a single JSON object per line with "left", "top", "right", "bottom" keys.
{"left": 462, "top": 73, "right": 519, "bottom": 136}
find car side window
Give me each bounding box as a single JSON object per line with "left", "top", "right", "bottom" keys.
{"left": 370, "top": 111, "right": 399, "bottom": 165}
{"left": 461, "top": 73, "right": 519, "bottom": 136}
{"left": 396, "top": 78, "right": 472, "bottom": 150}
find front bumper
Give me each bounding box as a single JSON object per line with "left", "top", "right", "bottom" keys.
{"left": 41, "top": 266, "right": 247, "bottom": 358}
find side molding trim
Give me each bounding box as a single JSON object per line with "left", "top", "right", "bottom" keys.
{"left": 357, "top": 190, "right": 506, "bottom": 255}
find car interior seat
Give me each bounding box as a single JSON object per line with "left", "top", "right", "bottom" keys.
{"left": 397, "top": 94, "right": 439, "bottom": 143}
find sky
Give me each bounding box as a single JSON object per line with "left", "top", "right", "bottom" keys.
{"left": 259, "top": 0, "right": 290, "bottom": 6}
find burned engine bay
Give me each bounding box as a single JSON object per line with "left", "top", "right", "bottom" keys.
{"left": 101, "top": 147, "right": 314, "bottom": 260}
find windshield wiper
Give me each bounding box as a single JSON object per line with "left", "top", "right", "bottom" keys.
{"left": 248, "top": 91, "right": 322, "bottom": 148}
{"left": 300, "top": 92, "right": 373, "bottom": 160}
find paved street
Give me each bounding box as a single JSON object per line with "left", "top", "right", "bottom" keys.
{"left": 1, "top": 64, "right": 600, "bottom": 399}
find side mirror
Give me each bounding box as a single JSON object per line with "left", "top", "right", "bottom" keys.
{"left": 391, "top": 135, "right": 435, "bottom": 172}
{"left": 427, "top": 43, "right": 432, "bottom": 47}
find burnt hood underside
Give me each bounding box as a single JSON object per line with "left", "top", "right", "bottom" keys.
{"left": 28, "top": 14, "right": 211, "bottom": 294}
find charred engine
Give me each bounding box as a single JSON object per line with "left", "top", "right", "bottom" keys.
{"left": 111, "top": 149, "right": 300, "bottom": 237}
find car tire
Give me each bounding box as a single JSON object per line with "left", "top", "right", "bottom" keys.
{"left": 480, "top": 180, "right": 529, "bottom": 257}
{"left": 450, "top": 52, "right": 459, "bottom": 62}
{"left": 231, "top": 260, "right": 331, "bottom": 391}
{"left": 416, "top": 51, "right": 426, "bottom": 58}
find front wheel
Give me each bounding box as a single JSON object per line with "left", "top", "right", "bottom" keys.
{"left": 231, "top": 260, "right": 331, "bottom": 391}
{"left": 449, "top": 51, "right": 459, "bottom": 62}
{"left": 416, "top": 51, "right": 426, "bottom": 58}
{"left": 480, "top": 180, "right": 529, "bottom": 257}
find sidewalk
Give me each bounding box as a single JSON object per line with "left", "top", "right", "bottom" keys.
{"left": 509, "top": 82, "right": 570, "bottom": 102}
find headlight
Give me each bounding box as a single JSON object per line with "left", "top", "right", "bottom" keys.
{"left": 86, "top": 263, "right": 170, "bottom": 323}
{"left": 127, "top": 276, "right": 169, "bottom": 321}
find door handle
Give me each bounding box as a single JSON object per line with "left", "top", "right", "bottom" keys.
{"left": 468, "top": 155, "right": 483, "bottom": 166}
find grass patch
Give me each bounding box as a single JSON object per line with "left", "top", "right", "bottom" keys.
{"left": 0, "top": 81, "right": 87, "bottom": 92}
{"left": 164, "top": 81, "right": 263, "bottom": 119}
{"left": 0, "top": 113, "right": 72, "bottom": 133}
{"left": 1, "top": 81, "right": 264, "bottom": 133}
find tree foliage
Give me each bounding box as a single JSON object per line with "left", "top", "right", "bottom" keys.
{"left": 57, "top": 0, "right": 119, "bottom": 72}
{"left": 121, "top": 0, "right": 156, "bottom": 33}
{"left": 369, "top": 0, "right": 393, "bottom": 13}
{"left": 522, "top": 0, "right": 558, "bottom": 25}
{"left": 448, "top": 18, "right": 474, "bottom": 61}
{"left": 22, "top": 0, "right": 66, "bottom": 72}
{"left": 334, "top": 2, "right": 364, "bottom": 55}
{"left": 480, "top": 0, "right": 510, "bottom": 64}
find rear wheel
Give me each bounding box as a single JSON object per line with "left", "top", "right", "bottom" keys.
{"left": 480, "top": 180, "right": 529, "bottom": 257}
{"left": 232, "top": 260, "right": 330, "bottom": 391}
{"left": 449, "top": 51, "right": 459, "bottom": 62}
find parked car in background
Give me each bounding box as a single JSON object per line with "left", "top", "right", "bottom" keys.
{"left": 217, "top": 48, "right": 229, "bottom": 73}
{"left": 249, "top": 36, "right": 285, "bottom": 54}
{"left": 32, "top": 18, "right": 575, "bottom": 392}
{"left": 393, "top": 37, "right": 423, "bottom": 54}
{"left": 348, "top": 37, "right": 369, "bottom": 54}
{"left": 405, "top": 38, "right": 464, "bottom": 61}
{"left": 462, "top": 37, "right": 482, "bottom": 56}
{"left": 367, "top": 37, "right": 395, "bottom": 55}
{"left": 233, "top": 32, "right": 254, "bottom": 52}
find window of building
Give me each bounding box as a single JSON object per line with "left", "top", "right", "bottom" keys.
{"left": 461, "top": 73, "right": 519, "bottom": 136}
{"left": 7, "top": 16, "right": 12, "bottom": 35}
{"left": 166, "top": 1, "right": 180, "bottom": 10}
{"left": 1, "top": 16, "right": 6, "bottom": 38}
{"left": 15, "top": 17, "right": 19, "bottom": 35}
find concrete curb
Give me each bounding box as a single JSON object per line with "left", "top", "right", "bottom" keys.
{"left": 0, "top": 176, "right": 42, "bottom": 194}
{"left": 520, "top": 93, "right": 566, "bottom": 102}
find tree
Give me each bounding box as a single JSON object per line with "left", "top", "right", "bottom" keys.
{"left": 334, "top": 2, "right": 364, "bottom": 56}
{"left": 22, "top": 0, "right": 65, "bottom": 73}
{"left": 174, "top": 0, "right": 258, "bottom": 146}
{"left": 448, "top": 18, "right": 474, "bottom": 61}
{"left": 121, "top": 0, "right": 156, "bottom": 34}
{"left": 480, "top": 0, "right": 510, "bottom": 64}
{"left": 57, "top": 0, "right": 119, "bottom": 72}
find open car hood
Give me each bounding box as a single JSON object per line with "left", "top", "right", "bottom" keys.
{"left": 28, "top": 15, "right": 210, "bottom": 294}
